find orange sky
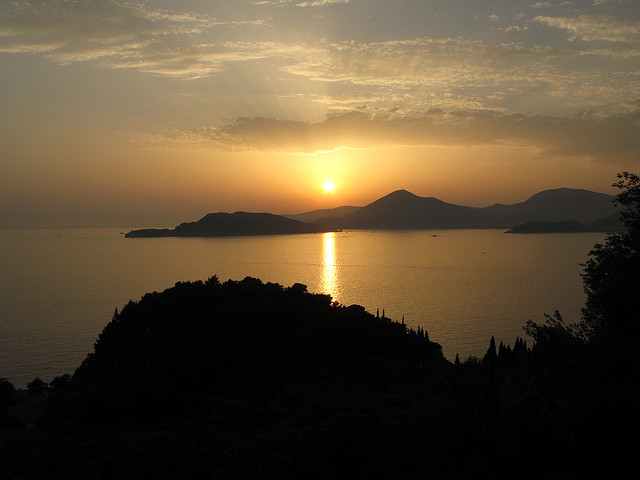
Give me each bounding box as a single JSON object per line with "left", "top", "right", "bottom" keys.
{"left": 1, "top": 0, "right": 638, "bottom": 228}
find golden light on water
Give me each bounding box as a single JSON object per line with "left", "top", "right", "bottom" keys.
{"left": 321, "top": 232, "right": 339, "bottom": 301}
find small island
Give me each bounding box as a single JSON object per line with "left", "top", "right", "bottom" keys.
{"left": 505, "top": 220, "right": 592, "bottom": 233}
{"left": 505, "top": 214, "right": 623, "bottom": 234}
{"left": 125, "top": 211, "right": 332, "bottom": 238}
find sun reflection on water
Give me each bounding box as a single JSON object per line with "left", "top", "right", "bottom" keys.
{"left": 321, "top": 232, "right": 339, "bottom": 301}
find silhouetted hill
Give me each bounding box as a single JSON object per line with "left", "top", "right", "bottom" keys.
{"left": 283, "top": 205, "right": 361, "bottom": 224}
{"left": 480, "top": 188, "right": 617, "bottom": 227}
{"left": 314, "top": 188, "right": 617, "bottom": 230}
{"left": 3, "top": 278, "right": 474, "bottom": 479}
{"left": 72, "top": 277, "right": 445, "bottom": 401}
{"left": 2, "top": 275, "right": 636, "bottom": 478}
{"left": 318, "top": 189, "right": 477, "bottom": 229}
{"left": 125, "top": 211, "right": 330, "bottom": 237}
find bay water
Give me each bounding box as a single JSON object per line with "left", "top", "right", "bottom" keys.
{"left": 0, "top": 228, "right": 604, "bottom": 388}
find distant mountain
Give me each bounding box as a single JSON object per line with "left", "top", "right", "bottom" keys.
{"left": 126, "top": 187, "right": 618, "bottom": 237}
{"left": 283, "top": 205, "right": 362, "bottom": 224}
{"left": 125, "top": 212, "right": 330, "bottom": 238}
{"left": 312, "top": 188, "right": 618, "bottom": 230}
{"left": 317, "top": 189, "right": 477, "bottom": 229}
{"left": 478, "top": 188, "right": 617, "bottom": 226}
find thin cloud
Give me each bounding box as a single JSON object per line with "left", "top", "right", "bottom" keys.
{"left": 252, "top": 0, "right": 351, "bottom": 5}
{"left": 284, "top": 38, "right": 575, "bottom": 86}
{"left": 0, "top": 0, "right": 268, "bottom": 67}
{"left": 497, "top": 25, "right": 524, "bottom": 35}
{"left": 109, "top": 41, "right": 302, "bottom": 79}
{"left": 280, "top": 37, "right": 637, "bottom": 113}
{"left": 296, "top": 0, "right": 351, "bottom": 6}
{"left": 142, "top": 109, "right": 640, "bottom": 164}
{"left": 582, "top": 45, "right": 640, "bottom": 57}
{"left": 533, "top": 14, "right": 640, "bottom": 42}
{"left": 529, "top": 1, "right": 572, "bottom": 8}
{"left": 1, "top": 1, "right": 636, "bottom": 114}
{"left": 0, "top": 1, "right": 204, "bottom": 52}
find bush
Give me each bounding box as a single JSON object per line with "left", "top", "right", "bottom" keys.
{"left": 27, "top": 378, "right": 47, "bottom": 396}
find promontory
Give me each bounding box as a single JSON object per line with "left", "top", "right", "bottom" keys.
{"left": 125, "top": 211, "right": 331, "bottom": 238}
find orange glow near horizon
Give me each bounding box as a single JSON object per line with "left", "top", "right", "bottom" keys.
{"left": 0, "top": 0, "right": 634, "bottom": 229}
{"left": 0, "top": 119, "right": 623, "bottom": 229}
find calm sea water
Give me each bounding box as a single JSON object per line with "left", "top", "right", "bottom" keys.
{"left": 0, "top": 228, "right": 605, "bottom": 388}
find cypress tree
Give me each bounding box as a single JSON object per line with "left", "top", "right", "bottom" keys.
{"left": 484, "top": 336, "right": 498, "bottom": 364}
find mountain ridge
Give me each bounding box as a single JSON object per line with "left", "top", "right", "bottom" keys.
{"left": 126, "top": 187, "right": 619, "bottom": 238}
{"left": 312, "top": 187, "right": 618, "bottom": 230}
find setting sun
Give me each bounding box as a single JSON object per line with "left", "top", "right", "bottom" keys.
{"left": 323, "top": 180, "right": 335, "bottom": 192}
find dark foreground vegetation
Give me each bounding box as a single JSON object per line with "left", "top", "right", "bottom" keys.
{"left": 2, "top": 173, "right": 639, "bottom": 479}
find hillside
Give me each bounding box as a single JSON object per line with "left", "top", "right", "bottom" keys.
{"left": 2, "top": 276, "right": 636, "bottom": 478}
{"left": 283, "top": 205, "right": 362, "bottom": 224}
{"left": 479, "top": 188, "right": 617, "bottom": 226}
{"left": 318, "top": 189, "right": 477, "bottom": 229}
{"left": 125, "top": 211, "right": 330, "bottom": 237}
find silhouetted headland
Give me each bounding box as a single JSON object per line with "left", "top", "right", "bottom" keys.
{"left": 125, "top": 211, "right": 332, "bottom": 237}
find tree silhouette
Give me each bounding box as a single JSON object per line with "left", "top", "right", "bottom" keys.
{"left": 522, "top": 172, "right": 640, "bottom": 352}
{"left": 27, "top": 378, "right": 46, "bottom": 396}
{"left": 0, "top": 378, "right": 15, "bottom": 413}
{"left": 581, "top": 171, "right": 640, "bottom": 343}
{"left": 483, "top": 336, "right": 498, "bottom": 365}
{"left": 49, "top": 374, "right": 71, "bottom": 391}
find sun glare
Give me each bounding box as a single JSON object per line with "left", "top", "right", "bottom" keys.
{"left": 323, "top": 179, "right": 335, "bottom": 192}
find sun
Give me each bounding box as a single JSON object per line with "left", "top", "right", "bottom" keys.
{"left": 323, "top": 179, "right": 335, "bottom": 192}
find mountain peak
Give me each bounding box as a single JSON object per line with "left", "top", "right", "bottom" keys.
{"left": 373, "top": 189, "right": 446, "bottom": 207}
{"left": 386, "top": 189, "right": 419, "bottom": 198}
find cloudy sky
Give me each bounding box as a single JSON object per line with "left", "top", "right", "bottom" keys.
{"left": 1, "top": 0, "right": 638, "bottom": 228}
